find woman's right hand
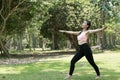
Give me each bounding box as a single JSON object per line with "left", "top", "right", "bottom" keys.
{"left": 102, "top": 25, "right": 107, "bottom": 30}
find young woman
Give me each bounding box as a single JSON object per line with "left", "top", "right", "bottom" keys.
{"left": 59, "top": 20, "right": 107, "bottom": 79}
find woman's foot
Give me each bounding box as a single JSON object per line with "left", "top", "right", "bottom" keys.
{"left": 95, "top": 76, "right": 101, "bottom": 79}
{"left": 64, "top": 75, "right": 71, "bottom": 80}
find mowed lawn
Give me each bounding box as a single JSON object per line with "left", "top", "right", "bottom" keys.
{"left": 0, "top": 50, "right": 120, "bottom": 80}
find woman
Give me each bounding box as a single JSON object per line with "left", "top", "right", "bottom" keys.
{"left": 59, "top": 20, "right": 107, "bottom": 79}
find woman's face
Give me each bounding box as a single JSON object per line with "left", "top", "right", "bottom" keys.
{"left": 82, "top": 21, "right": 88, "bottom": 29}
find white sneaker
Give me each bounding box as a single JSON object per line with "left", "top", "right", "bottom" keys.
{"left": 64, "top": 75, "right": 71, "bottom": 80}
{"left": 95, "top": 76, "right": 101, "bottom": 79}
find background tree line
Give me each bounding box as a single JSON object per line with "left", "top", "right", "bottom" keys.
{"left": 0, "top": 0, "right": 120, "bottom": 57}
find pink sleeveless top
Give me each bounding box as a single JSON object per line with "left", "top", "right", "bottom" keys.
{"left": 77, "top": 32, "right": 88, "bottom": 42}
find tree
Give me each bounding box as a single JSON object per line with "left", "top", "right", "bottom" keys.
{"left": 91, "top": 0, "right": 120, "bottom": 49}
{"left": 40, "top": 0, "right": 102, "bottom": 50}
{"left": 0, "top": 0, "right": 26, "bottom": 57}
{"left": 40, "top": 0, "right": 67, "bottom": 50}
{"left": 0, "top": 0, "right": 34, "bottom": 56}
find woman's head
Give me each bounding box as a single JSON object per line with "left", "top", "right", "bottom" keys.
{"left": 82, "top": 20, "right": 91, "bottom": 30}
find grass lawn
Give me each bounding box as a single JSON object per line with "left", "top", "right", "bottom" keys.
{"left": 0, "top": 50, "right": 120, "bottom": 80}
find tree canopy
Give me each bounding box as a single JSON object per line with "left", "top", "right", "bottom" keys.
{"left": 0, "top": 0, "right": 120, "bottom": 57}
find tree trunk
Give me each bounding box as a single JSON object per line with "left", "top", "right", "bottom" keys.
{"left": 17, "top": 33, "right": 23, "bottom": 51}
{"left": 52, "top": 32, "right": 59, "bottom": 50}
{"left": 52, "top": 32, "right": 55, "bottom": 50}
{"left": 32, "top": 34, "right": 36, "bottom": 51}
{"left": 54, "top": 33, "right": 59, "bottom": 50}
{"left": 97, "top": 32, "right": 101, "bottom": 45}
{"left": 0, "top": 39, "right": 10, "bottom": 57}
{"left": 113, "top": 34, "right": 116, "bottom": 46}
{"left": 28, "top": 34, "right": 32, "bottom": 51}
{"left": 5, "top": 38, "right": 12, "bottom": 50}
{"left": 13, "top": 36, "right": 17, "bottom": 49}
{"left": 0, "top": 0, "right": 25, "bottom": 57}
{"left": 108, "top": 33, "right": 113, "bottom": 49}
{"left": 66, "top": 34, "right": 78, "bottom": 51}
{"left": 101, "top": 32, "right": 107, "bottom": 49}
{"left": 42, "top": 38, "right": 46, "bottom": 51}
{"left": 66, "top": 40, "right": 72, "bottom": 49}
{"left": 100, "top": 0, "right": 107, "bottom": 49}
{"left": 92, "top": 34, "right": 97, "bottom": 46}
{"left": 25, "top": 31, "right": 32, "bottom": 51}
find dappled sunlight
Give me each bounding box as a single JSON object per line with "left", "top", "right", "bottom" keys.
{"left": 0, "top": 52, "right": 120, "bottom": 80}
{"left": 0, "top": 65, "right": 29, "bottom": 74}
{"left": 34, "top": 61, "right": 70, "bottom": 71}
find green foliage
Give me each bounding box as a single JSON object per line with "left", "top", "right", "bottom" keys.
{"left": 91, "top": 0, "right": 120, "bottom": 22}
{"left": 40, "top": 0, "right": 103, "bottom": 50}
{"left": 0, "top": 0, "right": 120, "bottom": 52}
{"left": 40, "top": 0, "right": 102, "bottom": 38}
{"left": 40, "top": 0, "right": 67, "bottom": 39}
{"left": 0, "top": 0, "right": 34, "bottom": 36}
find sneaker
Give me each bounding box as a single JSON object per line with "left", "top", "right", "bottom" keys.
{"left": 95, "top": 76, "right": 101, "bottom": 79}
{"left": 64, "top": 75, "right": 71, "bottom": 80}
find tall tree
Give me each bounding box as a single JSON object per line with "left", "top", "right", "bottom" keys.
{"left": 0, "top": 0, "right": 26, "bottom": 57}
{"left": 91, "top": 0, "right": 120, "bottom": 49}
{"left": 40, "top": 0, "right": 67, "bottom": 50}
{"left": 0, "top": 0, "right": 34, "bottom": 56}
{"left": 40, "top": 0, "right": 102, "bottom": 50}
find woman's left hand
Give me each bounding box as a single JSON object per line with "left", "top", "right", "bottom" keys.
{"left": 102, "top": 25, "right": 107, "bottom": 30}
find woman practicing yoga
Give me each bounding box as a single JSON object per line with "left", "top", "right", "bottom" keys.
{"left": 59, "top": 20, "right": 107, "bottom": 79}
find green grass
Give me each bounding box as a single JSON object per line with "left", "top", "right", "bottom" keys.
{"left": 0, "top": 50, "right": 120, "bottom": 80}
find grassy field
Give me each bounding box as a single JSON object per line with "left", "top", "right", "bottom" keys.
{"left": 0, "top": 50, "right": 120, "bottom": 80}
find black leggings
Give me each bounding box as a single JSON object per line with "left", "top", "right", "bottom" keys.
{"left": 69, "top": 43, "right": 100, "bottom": 76}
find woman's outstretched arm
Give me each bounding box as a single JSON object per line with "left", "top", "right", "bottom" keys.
{"left": 59, "top": 30, "right": 81, "bottom": 35}
{"left": 88, "top": 25, "right": 107, "bottom": 34}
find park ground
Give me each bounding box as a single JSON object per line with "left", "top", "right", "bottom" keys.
{"left": 0, "top": 49, "right": 120, "bottom": 80}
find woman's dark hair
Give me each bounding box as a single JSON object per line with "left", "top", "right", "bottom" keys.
{"left": 78, "top": 20, "right": 91, "bottom": 35}
{"left": 86, "top": 20, "right": 91, "bottom": 30}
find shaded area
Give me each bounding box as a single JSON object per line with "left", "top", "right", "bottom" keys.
{"left": 0, "top": 51, "right": 75, "bottom": 65}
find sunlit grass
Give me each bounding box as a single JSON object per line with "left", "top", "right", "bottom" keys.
{"left": 0, "top": 50, "right": 120, "bottom": 80}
